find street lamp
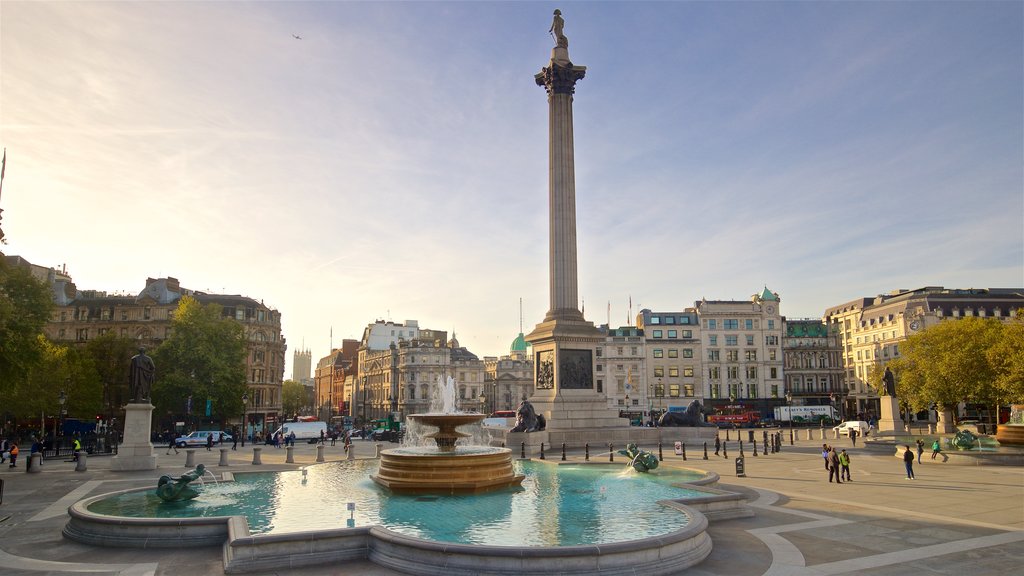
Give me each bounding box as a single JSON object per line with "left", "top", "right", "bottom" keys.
{"left": 57, "top": 390, "right": 66, "bottom": 442}
{"left": 241, "top": 392, "right": 248, "bottom": 447}
{"left": 479, "top": 394, "right": 487, "bottom": 415}
{"left": 785, "top": 392, "right": 794, "bottom": 445}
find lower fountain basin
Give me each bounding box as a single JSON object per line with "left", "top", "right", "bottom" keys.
{"left": 372, "top": 446, "right": 524, "bottom": 494}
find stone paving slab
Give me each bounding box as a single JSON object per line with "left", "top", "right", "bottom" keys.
{"left": 0, "top": 437, "right": 1020, "bottom": 575}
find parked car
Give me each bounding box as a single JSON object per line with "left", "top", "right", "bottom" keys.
{"left": 832, "top": 421, "right": 870, "bottom": 438}
{"left": 175, "top": 431, "right": 230, "bottom": 447}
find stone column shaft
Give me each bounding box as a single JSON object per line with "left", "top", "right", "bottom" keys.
{"left": 548, "top": 90, "right": 579, "bottom": 319}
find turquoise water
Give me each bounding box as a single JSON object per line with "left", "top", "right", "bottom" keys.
{"left": 88, "top": 460, "right": 707, "bottom": 546}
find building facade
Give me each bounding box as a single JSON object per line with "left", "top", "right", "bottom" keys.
{"left": 483, "top": 332, "right": 533, "bottom": 414}
{"left": 781, "top": 318, "right": 845, "bottom": 418}
{"left": 314, "top": 340, "right": 358, "bottom": 423}
{"left": 292, "top": 348, "right": 312, "bottom": 384}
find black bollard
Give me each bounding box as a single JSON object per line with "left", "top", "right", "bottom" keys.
{"left": 789, "top": 429, "right": 794, "bottom": 445}
{"left": 609, "top": 444, "right": 614, "bottom": 462}
{"left": 753, "top": 440, "right": 758, "bottom": 457}
{"left": 739, "top": 440, "right": 744, "bottom": 457}
{"left": 585, "top": 443, "right": 590, "bottom": 461}
{"left": 540, "top": 442, "right": 545, "bottom": 460}
{"left": 703, "top": 442, "right": 708, "bottom": 460}
{"left": 726, "top": 429, "right": 731, "bottom": 441}
{"left": 658, "top": 443, "right": 663, "bottom": 462}
{"left": 723, "top": 442, "right": 728, "bottom": 459}
{"left": 682, "top": 442, "right": 687, "bottom": 461}
{"left": 561, "top": 443, "right": 566, "bottom": 461}
{"left": 521, "top": 442, "right": 526, "bottom": 459}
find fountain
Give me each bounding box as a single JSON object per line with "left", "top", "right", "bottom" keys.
{"left": 372, "top": 377, "right": 525, "bottom": 493}
{"left": 995, "top": 404, "right": 1024, "bottom": 446}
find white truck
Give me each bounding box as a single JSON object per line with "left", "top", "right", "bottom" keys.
{"left": 773, "top": 405, "right": 838, "bottom": 424}
{"left": 272, "top": 421, "right": 327, "bottom": 443}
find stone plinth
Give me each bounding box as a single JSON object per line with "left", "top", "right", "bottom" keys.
{"left": 877, "top": 396, "right": 905, "bottom": 435}
{"left": 110, "top": 403, "right": 157, "bottom": 471}
{"left": 937, "top": 409, "right": 957, "bottom": 434}
{"left": 995, "top": 425, "right": 1024, "bottom": 446}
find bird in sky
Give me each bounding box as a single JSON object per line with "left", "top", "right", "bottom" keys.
{"left": 292, "top": 34, "right": 302, "bottom": 40}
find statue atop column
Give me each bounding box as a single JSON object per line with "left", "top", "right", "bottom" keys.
{"left": 128, "top": 347, "right": 156, "bottom": 403}
{"left": 881, "top": 367, "right": 896, "bottom": 397}
{"left": 549, "top": 9, "right": 567, "bottom": 48}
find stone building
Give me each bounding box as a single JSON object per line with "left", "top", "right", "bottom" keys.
{"left": 41, "top": 274, "right": 285, "bottom": 433}
{"left": 483, "top": 332, "right": 533, "bottom": 414}
{"left": 634, "top": 309, "right": 704, "bottom": 421}
{"left": 695, "top": 288, "right": 785, "bottom": 417}
{"left": 292, "top": 348, "right": 312, "bottom": 384}
{"left": 781, "top": 318, "right": 845, "bottom": 417}
{"left": 824, "top": 287, "right": 1024, "bottom": 418}
{"left": 314, "top": 340, "right": 358, "bottom": 423}
{"left": 596, "top": 325, "right": 647, "bottom": 421}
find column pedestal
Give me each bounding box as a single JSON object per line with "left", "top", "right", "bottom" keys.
{"left": 110, "top": 403, "right": 157, "bottom": 471}
{"left": 878, "top": 396, "right": 905, "bottom": 435}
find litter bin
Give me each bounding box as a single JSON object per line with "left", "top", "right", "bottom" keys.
{"left": 748, "top": 430, "right": 755, "bottom": 443}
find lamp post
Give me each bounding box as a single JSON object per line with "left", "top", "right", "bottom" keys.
{"left": 479, "top": 394, "right": 486, "bottom": 415}
{"left": 241, "top": 392, "right": 248, "bottom": 447}
{"left": 57, "top": 389, "right": 66, "bottom": 442}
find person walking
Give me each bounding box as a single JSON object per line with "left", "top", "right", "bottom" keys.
{"left": 903, "top": 445, "right": 916, "bottom": 479}
{"left": 8, "top": 442, "right": 19, "bottom": 467}
{"left": 839, "top": 449, "right": 852, "bottom": 481}
{"left": 320, "top": 429, "right": 326, "bottom": 445}
{"left": 714, "top": 434, "right": 721, "bottom": 456}
{"left": 205, "top": 433, "right": 213, "bottom": 452}
{"left": 850, "top": 428, "right": 858, "bottom": 446}
{"left": 821, "top": 444, "right": 830, "bottom": 470}
{"left": 166, "top": 435, "right": 179, "bottom": 455}
{"left": 72, "top": 436, "right": 82, "bottom": 462}
{"left": 931, "top": 439, "right": 948, "bottom": 462}
{"left": 231, "top": 429, "right": 238, "bottom": 451}
{"left": 828, "top": 447, "right": 843, "bottom": 483}
{"left": 916, "top": 439, "right": 925, "bottom": 464}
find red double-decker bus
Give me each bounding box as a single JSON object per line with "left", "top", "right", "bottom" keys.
{"left": 707, "top": 405, "right": 761, "bottom": 427}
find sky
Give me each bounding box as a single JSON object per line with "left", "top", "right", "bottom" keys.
{"left": 2, "top": 1, "right": 1022, "bottom": 378}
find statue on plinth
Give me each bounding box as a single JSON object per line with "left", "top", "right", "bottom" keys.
{"left": 510, "top": 399, "right": 546, "bottom": 433}
{"left": 619, "top": 443, "right": 659, "bottom": 473}
{"left": 128, "top": 347, "right": 156, "bottom": 403}
{"left": 658, "top": 400, "right": 714, "bottom": 427}
{"left": 549, "top": 9, "right": 567, "bottom": 48}
{"left": 881, "top": 367, "right": 896, "bottom": 397}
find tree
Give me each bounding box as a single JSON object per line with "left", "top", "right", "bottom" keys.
{"left": 83, "top": 332, "right": 137, "bottom": 419}
{"left": 987, "top": 312, "right": 1024, "bottom": 405}
{"left": 889, "top": 317, "right": 1004, "bottom": 418}
{"left": 0, "top": 258, "right": 54, "bottom": 409}
{"left": 281, "top": 380, "right": 307, "bottom": 418}
{"left": 151, "top": 296, "right": 247, "bottom": 429}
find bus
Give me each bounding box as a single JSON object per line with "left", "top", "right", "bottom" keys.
{"left": 707, "top": 405, "right": 761, "bottom": 427}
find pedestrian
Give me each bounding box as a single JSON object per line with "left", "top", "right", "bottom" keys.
{"left": 839, "top": 449, "right": 852, "bottom": 481}
{"left": 167, "top": 435, "right": 179, "bottom": 455}
{"left": 330, "top": 431, "right": 337, "bottom": 446}
{"left": 231, "top": 430, "right": 238, "bottom": 450}
{"left": 205, "top": 433, "right": 213, "bottom": 452}
{"left": 320, "top": 429, "right": 325, "bottom": 445}
{"left": 72, "top": 437, "right": 82, "bottom": 462}
{"left": 828, "top": 446, "right": 843, "bottom": 483}
{"left": 1, "top": 438, "right": 8, "bottom": 463}
{"left": 289, "top": 431, "right": 296, "bottom": 447}
{"left": 916, "top": 439, "right": 925, "bottom": 464}
{"left": 8, "top": 442, "right": 19, "bottom": 467}
{"left": 931, "top": 439, "right": 948, "bottom": 462}
{"left": 714, "top": 434, "right": 721, "bottom": 456}
{"left": 822, "top": 444, "right": 830, "bottom": 470}
{"left": 850, "top": 428, "right": 858, "bottom": 446}
{"left": 903, "top": 445, "right": 915, "bottom": 479}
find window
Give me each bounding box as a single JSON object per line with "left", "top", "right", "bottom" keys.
{"left": 144, "top": 307, "right": 151, "bottom": 320}
{"left": 683, "top": 366, "right": 694, "bottom": 377}
{"left": 684, "top": 384, "right": 694, "bottom": 397}
{"left": 681, "top": 316, "right": 690, "bottom": 325}
{"left": 665, "top": 316, "right": 675, "bottom": 324}
{"left": 769, "top": 349, "right": 777, "bottom": 361}
{"left": 683, "top": 348, "right": 693, "bottom": 358}
{"left": 682, "top": 330, "right": 692, "bottom": 338}
{"left": 726, "top": 335, "right": 738, "bottom": 346}
{"left": 768, "top": 320, "right": 775, "bottom": 329}
{"left": 652, "top": 330, "right": 663, "bottom": 338}
{"left": 596, "top": 364, "right": 603, "bottom": 372}
{"left": 746, "top": 366, "right": 757, "bottom": 379}
{"left": 650, "top": 316, "right": 660, "bottom": 324}
{"left": 708, "top": 350, "right": 720, "bottom": 361}
{"left": 668, "top": 349, "right": 678, "bottom": 358}
{"left": 669, "top": 367, "right": 679, "bottom": 377}
{"left": 728, "top": 366, "right": 739, "bottom": 378}
{"left": 655, "top": 382, "right": 665, "bottom": 397}
{"left": 709, "top": 367, "right": 720, "bottom": 379}
{"left": 709, "top": 335, "right": 717, "bottom": 346}
{"left": 653, "top": 349, "right": 664, "bottom": 358}
{"left": 77, "top": 328, "right": 89, "bottom": 341}
{"left": 58, "top": 328, "right": 66, "bottom": 339}
{"left": 596, "top": 379, "right": 603, "bottom": 393}
{"left": 631, "top": 347, "right": 638, "bottom": 355}
{"left": 669, "top": 384, "right": 680, "bottom": 397}
{"left": 745, "top": 319, "right": 754, "bottom": 329}
{"left": 770, "top": 367, "right": 778, "bottom": 379}
{"left": 745, "top": 350, "right": 757, "bottom": 361}
{"left": 771, "top": 385, "right": 779, "bottom": 398}
{"left": 724, "top": 319, "right": 739, "bottom": 329}
{"left": 653, "top": 367, "right": 664, "bottom": 377}
{"left": 711, "top": 384, "right": 720, "bottom": 398}
{"left": 726, "top": 350, "right": 739, "bottom": 362}
{"left": 746, "top": 335, "right": 754, "bottom": 345}
{"left": 746, "top": 383, "right": 757, "bottom": 398}
{"left": 596, "top": 348, "right": 602, "bottom": 357}
{"left": 667, "top": 330, "right": 677, "bottom": 338}
{"left": 706, "top": 319, "right": 717, "bottom": 330}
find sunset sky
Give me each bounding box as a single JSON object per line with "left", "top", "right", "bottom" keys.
{"left": 2, "top": 1, "right": 1021, "bottom": 376}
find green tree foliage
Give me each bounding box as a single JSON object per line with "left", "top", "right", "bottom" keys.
{"left": 281, "top": 379, "right": 307, "bottom": 417}
{"left": 151, "top": 296, "right": 247, "bottom": 427}
{"left": 5, "top": 336, "right": 102, "bottom": 430}
{"left": 987, "top": 312, "right": 1024, "bottom": 404}
{"left": 84, "top": 332, "right": 137, "bottom": 416}
{"left": 889, "top": 317, "right": 1004, "bottom": 413}
{"left": 0, "top": 259, "right": 54, "bottom": 400}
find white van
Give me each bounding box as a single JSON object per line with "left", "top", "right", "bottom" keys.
{"left": 272, "top": 421, "right": 327, "bottom": 443}
{"left": 833, "top": 420, "right": 870, "bottom": 438}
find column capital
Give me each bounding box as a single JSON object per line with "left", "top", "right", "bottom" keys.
{"left": 535, "top": 62, "right": 587, "bottom": 95}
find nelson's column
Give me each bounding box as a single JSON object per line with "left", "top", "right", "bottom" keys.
{"left": 524, "top": 10, "right": 628, "bottom": 435}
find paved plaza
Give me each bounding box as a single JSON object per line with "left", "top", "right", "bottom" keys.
{"left": 0, "top": 434, "right": 1021, "bottom": 576}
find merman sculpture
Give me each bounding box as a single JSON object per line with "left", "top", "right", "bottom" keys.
{"left": 156, "top": 464, "right": 207, "bottom": 502}
{"left": 619, "top": 443, "right": 659, "bottom": 473}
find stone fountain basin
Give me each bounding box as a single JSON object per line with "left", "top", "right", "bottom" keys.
{"left": 63, "top": 465, "right": 747, "bottom": 575}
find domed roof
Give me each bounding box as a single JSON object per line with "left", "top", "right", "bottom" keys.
{"left": 510, "top": 332, "right": 529, "bottom": 353}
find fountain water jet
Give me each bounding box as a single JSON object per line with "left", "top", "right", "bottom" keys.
{"left": 372, "top": 377, "right": 524, "bottom": 494}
